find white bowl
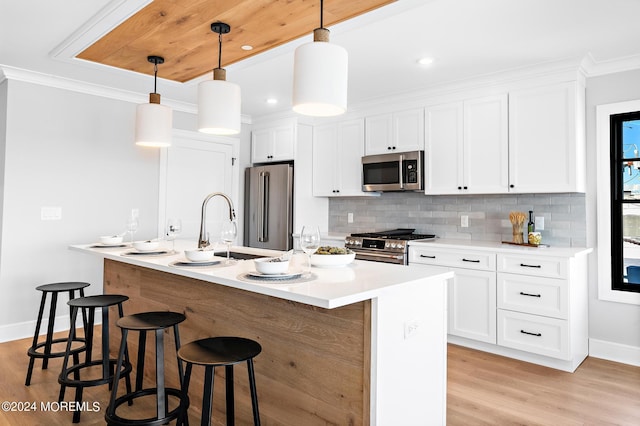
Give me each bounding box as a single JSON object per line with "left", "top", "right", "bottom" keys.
{"left": 184, "top": 249, "right": 215, "bottom": 262}
{"left": 132, "top": 240, "right": 160, "bottom": 252}
{"left": 254, "top": 257, "right": 290, "bottom": 275}
{"left": 310, "top": 252, "right": 356, "bottom": 267}
{"left": 99, "top": 235, "right": 123, "bottom": 245}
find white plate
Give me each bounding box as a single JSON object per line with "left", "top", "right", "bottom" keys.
{"left": 310, "top": 252, "right": 356, "bottom": 267}
{"left": 246, "top": 270, "right": 303, "bottom": 280}
{"left": 94, "top": 242, "right": 127, "bottom": 248}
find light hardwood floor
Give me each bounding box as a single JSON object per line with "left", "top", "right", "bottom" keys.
{"left": 0, "top": 331, "right": 638, "bottom": 425}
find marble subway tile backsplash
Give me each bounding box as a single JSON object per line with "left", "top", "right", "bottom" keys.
{"left": 329, "top": 192, "right": 586, "bottom": 247}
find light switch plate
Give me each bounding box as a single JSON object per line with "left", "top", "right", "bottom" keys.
{"left": 461, "top": 215, "right": 469, "bottom": 227}
{"left": 347, "top": 212, "right": 354, "bottom": 223}
{"left": 535, "top": 216, "right": 545, "bottom": 230}
{"left": 41, "top": 206, "right": 62, "bottom": 221}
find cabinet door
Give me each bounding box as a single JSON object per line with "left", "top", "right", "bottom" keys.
{"left": 508, "top": 82, "right": 580, "bottom": 193}
{"left": 463, "top": 94, "right": 509, "bottom": 194}
{"left": 312, "top": 124, "right": 339, "bottom": 196}
{"left": 394, "top": 108, "right": 425, "bottom": 152}
{"left": 425, "top": 102, "right": 464, "bottom": 194}
{"left": 364, "top": 113, "right": 393, "bottom": 155}
{"left": 251, "top": 129, "right": 273, "bottom": 163}
{"left": 448, "top": 268, "right": 497, "bottom": 344}
{"left": 271, "top": 125, "right": 295, "bottom": 161}
{"left": 336, "top": 119, "right": 365, "bottom": 196}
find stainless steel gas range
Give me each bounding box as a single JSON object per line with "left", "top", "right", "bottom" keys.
{"left": 345, "top": 229, "right": 436, "bottom": 265}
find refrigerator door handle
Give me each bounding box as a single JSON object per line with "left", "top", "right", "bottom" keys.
{"left": 258, "top": 171, "right": 270, "bottom": 242}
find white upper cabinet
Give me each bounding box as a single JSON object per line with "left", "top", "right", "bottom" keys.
{"left": 251, "top": 124, "right": 295, "bottom": 163}
{"left": 508, "top": 81, "right": 585, "bottom": 193}
{"left": 425, "top": 94, "right": 508, "bottom": 195}
{"left": 313, "top": 118, "right": 367, "bottom": 197}
{"left": 365, "top": 108, "right": 425, "bottom": 155}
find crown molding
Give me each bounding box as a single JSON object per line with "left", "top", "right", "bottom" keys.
{"left": 581, "top": 52, "right": 640, "bottom": 77}
{"left": 0, "top": 65, "right": 252, "bottom": 124}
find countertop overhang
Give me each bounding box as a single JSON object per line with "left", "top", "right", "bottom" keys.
{"left": 70, "top": 240, "right": 453, "bottom": 309}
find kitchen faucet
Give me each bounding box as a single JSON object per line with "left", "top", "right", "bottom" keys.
{"left": 198, "top": 192, "right": 236, "bottom": 248}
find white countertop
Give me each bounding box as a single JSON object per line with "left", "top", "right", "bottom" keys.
{"left": 71, "top": 239, "right": 453, "bottom": 309}
{"left": 408, "top": 238, "right": 593, "bottom": 257}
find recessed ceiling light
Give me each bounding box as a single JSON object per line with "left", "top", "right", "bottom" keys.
{"left": 241, "top": 45, "right": 253, "bottom": 51}
{"left": 417, "top": 57, "right": 434, "bottom": 66}
{"left": 266, "top": 98, "right": 278, "bottom": 105}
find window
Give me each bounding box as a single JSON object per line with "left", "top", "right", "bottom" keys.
{"left": 596, "top": 100, "right": 640, "bottom": 304}
{"left": 610, "top": 112, "right": 640, "bottom": 293}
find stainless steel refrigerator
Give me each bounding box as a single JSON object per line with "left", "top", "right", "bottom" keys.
{"left": 244, "top": 163, "right": 293, "bottom": 250}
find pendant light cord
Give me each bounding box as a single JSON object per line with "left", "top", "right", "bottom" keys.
{"left": 320, "top": 0, "right": 324, "bottom": 29}
{"left": 153, "top": 61, "right": 158, "bottom": 94}
{"left": 218, "top": 31, "right": 223, "bottom": 69}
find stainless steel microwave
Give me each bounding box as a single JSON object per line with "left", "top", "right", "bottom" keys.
{"left": 362, "top": 150, "right": 424, "bottom": 192}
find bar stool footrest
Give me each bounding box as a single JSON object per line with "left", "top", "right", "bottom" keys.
{"left": 59, "top": 359, "right": 132, "bottom": 388}
{"left": 27, "top": 337, "right": 87, "bottom": 359}
{"left": 105, "top": 387, "right": 188, "bottom": 426}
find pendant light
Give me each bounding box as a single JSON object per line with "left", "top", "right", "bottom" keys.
{"left": 135, "top": 55, "right": 172, "bottom": 147}
{"left": 292, "top": 0, "right": 348, "bottom": 117}
{"left": 198, "top": 22, "right": 241, "bottom": 135}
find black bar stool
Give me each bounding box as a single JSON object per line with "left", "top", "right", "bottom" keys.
{"left": 105, "top": 311, "right": 189, "bottom": 426}
{"left": 178, "top": 336, "right": 261, "bottom": 426}
{"left": 25, "top": 282, "right": 90, "bottom": 386}
{"left": 58, "top": 294, "right": 133, "bottom": 423}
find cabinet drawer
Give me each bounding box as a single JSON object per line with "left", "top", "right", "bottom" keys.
{"left": 497, "top": 254, "right": 567, "bottom": 279}
{"left": 409, "top": 247, "right": 495, "bottom": 271}
{"left": 497, "top": 310, "right": 569, "bottom": 360}
{"left": 497, "top": 273, "right": 568, "bottom": 319}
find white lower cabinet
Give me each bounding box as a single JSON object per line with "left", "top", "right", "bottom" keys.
{"left": 409, "top": 242, "right": 591, "bottom": 372}
{"left": 449, "top": 268, "right": 496, "bottom": 343}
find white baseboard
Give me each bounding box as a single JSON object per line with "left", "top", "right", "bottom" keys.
{"left": 0, "top": 315, "right": 100, "bottom": 343}
{"left": 589, "top": 338, "right": 640, "bottom": 367}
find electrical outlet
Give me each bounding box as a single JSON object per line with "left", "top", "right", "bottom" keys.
{"left": 41, "top": 206, "right": 62, "bottom": 221}
{"left": 131, "top": 208, "right": 139, "bottom": 219}
{"left": 347, "top": 212, "right": 354, "bottom": 223}
{"left": 535, "top": 216, "right": 545, "bottom": 231}
{"left": 461, "top": 215, "right": 469, "bottom": 228}
{"left": 404, "top": 319, "right": 420, "bottom": 339}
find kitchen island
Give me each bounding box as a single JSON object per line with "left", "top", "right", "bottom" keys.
{"left": 71, "top": 241, "right": 453, "bottom": 425}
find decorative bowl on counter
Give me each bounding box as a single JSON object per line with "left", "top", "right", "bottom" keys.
{"left": 254, "top": 257, "right": 290, "bottom": 275}
{"left": 184, "top": 249, "right": 215, "bottom": 262}
{"left": 99, "top": 235, "right": 123, "bottom": 245}
{"left": 132, "top": 240, "right": 160, "bottom": 252}
{"left": 310, "top": 247, "right": 356, "bottom": 267}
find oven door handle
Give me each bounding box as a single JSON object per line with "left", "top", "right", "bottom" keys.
{"left": 352, "top": 251, "right": 405, "bottom": 262}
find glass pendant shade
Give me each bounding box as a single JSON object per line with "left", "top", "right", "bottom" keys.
{"left": 198, "top": 77, "right": 241, "bottom": 135}
{"left": 292, "top": 29, "right": 348, "bottom": 117}
{"left": 135, "top": 95, "right": 173, "bottom": 148}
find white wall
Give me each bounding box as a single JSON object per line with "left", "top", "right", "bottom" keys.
{"left": 586, "top": 69, "right": 640, "bottom": 353}
{"left": 0, "top": 80, "right": 162, "bottom": 341}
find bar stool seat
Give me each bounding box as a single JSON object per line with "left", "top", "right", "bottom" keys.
{"left": 25, "top": 282, "right": 90, "bottom": 386}
{"left": 178, "top": 336, "right": 262, "bottom": 426}
{"left": 58, "top": 294, "right": 132, "bottom": 423}
{"left": 105, "top": 311, "right": 188, "bottom": 426}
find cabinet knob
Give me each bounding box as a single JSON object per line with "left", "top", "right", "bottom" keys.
{"left": 510, "top": 184, "right": 514, "bottom": 188}
{"left": 463, "top": 186, "right": 468, "bottom": 190}
{"left": 387, "top": 146, "right": 392, "bottom": 150}
{"left": 457, "top": 186, "right": 462, "bottom": 190}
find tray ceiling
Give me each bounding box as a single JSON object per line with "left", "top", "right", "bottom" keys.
{"left": 77, "top": 0, "right": 395, "bottom": 82}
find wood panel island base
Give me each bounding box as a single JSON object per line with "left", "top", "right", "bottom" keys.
{"left": 72, "top": 244, "right": 452, "bottom": 425}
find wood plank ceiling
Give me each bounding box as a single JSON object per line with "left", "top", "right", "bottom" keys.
{"left": 78, "top": 0, "right": 395, "bottom": 82}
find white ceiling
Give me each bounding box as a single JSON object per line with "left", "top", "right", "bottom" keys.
{"left": 2, "top": 0, "right": 640, "bottom": 120}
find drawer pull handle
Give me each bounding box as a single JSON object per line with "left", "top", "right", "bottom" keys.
{"left": 462, "top": 258, "right": 480, "bottom": 263}
{"left": 420, "top": 255, "right": 436, "bottom": 259}
{"left": 519, "top": 263, "right": 541, "bottom": 268}
{"left": 520, "top": 330, "right": 542, "bottom": 337}
{"left": 519, "top": 291, "right": 541, "bottom": 298}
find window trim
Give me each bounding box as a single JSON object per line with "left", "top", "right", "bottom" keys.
{"left": 597, "top": 100, "right": 640, "bottom": 304}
